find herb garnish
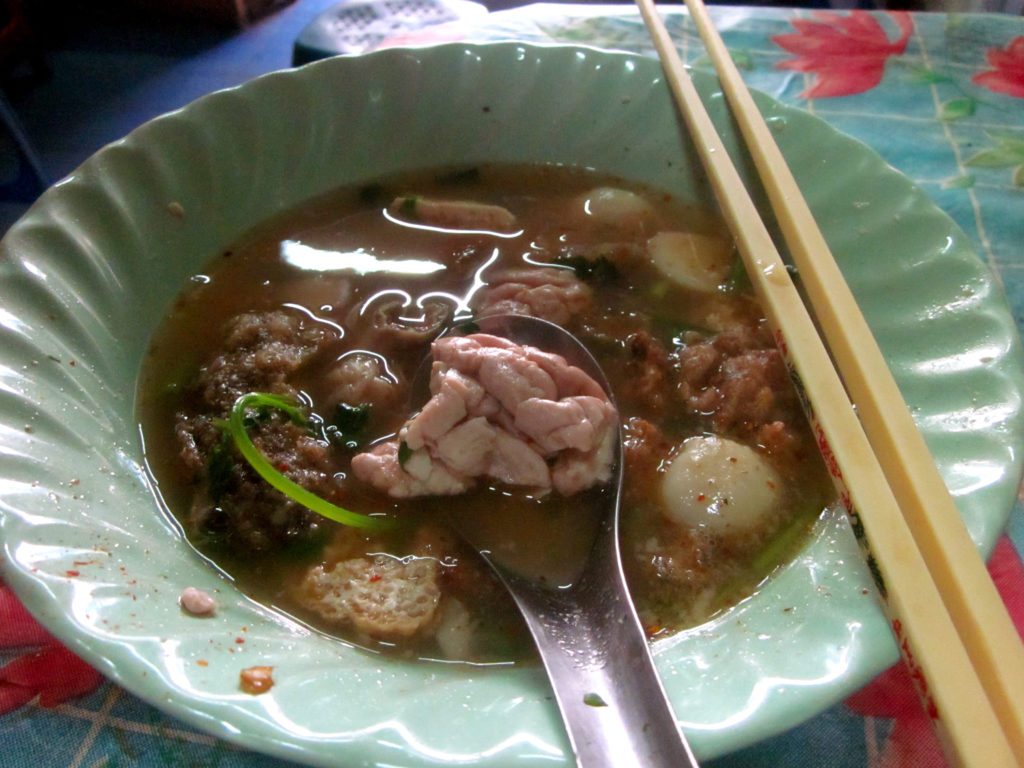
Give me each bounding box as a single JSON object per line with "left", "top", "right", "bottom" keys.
{"left": 314, "top": 402, "right": 371, "bottom": 449}
{"left": 552, "top": 254, "right": 618, "bottom": 283}
{"left": 225, "top": 392, "right": 395, "bottom": 531}
{"left": 397, "top": 195, "right": 420, "bottom": 220}
{"left": 397, "top": 440, "right": 413, "bottom": 470}
{"left": 453, "top": 318, "right": 481, "bottom": 335}
{"left": 206, "top": 431, "right": 236, "bottom": 503}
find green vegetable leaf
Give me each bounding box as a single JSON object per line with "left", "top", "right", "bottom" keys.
{"left": 398, "top": 440, "right": 413, "bottom": 470}
{"left": 397, "top": 195, "right": 420, "bottom": 219}
{"left": 335, "top": 402, "right": 369, "bottom": 432}
{"left": 229, "top": 393, "right": 395, "bottom": 531}
{"left": 724, "top": 251, "right": 751, "bottom": 293}
{"left": 583, "top": 692, "right": 608, "bottom": 707}
{"left": 453, "top": 318, "right": 481, "bottom": 335}
{"left": 552, "top": 254, "right": 618, "bottom": 283}
{"left": 322, "top": 402, "right": 371, "bottom": 448}
{"left": 206, "top": 431, "right": 236, "bottom": 503}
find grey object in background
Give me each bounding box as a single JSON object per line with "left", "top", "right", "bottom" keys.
{"left": 293, "top": 0, "right": 488, "bottom": 63}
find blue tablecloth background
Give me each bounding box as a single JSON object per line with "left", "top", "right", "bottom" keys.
{"left": 2, "top": 3, "right": 1023, "bottom": 767}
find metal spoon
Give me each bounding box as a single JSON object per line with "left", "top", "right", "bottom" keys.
{"left": 417, "top": 314, "right": 700, "bottom": 768}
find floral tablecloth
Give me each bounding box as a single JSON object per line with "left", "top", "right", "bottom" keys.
{"left": 2, "top": 3, "right": 1024, "bottom": 767}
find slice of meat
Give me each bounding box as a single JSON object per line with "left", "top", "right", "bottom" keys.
{"left": 389, "top": 196, "right": 518, "bottom": 233}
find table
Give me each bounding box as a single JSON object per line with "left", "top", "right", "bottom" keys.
{"left": 2, "top": 3, "right": 1023, "bottom": 766}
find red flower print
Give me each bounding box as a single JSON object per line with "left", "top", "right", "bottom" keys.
{"left": 772, "top": 11, "right": 914, "bottom": 98}
{"left": 0, "top": 583, "right": 54, "bottom": 647}
{"left": 845, "top": 536, "right": 1024, "bottom": 768}
{"left": 0, "top": 580, "right": 103, "bottom": 714}
{"left": 845, "top": 663, "right": 948, "bottom": 767}
{"left": 973, "top": 37, "right": 1024, "bottom": 98}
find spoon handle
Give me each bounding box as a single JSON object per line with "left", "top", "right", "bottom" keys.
{"left": 450, "top": 314, "right": 699, "bottom": 765}
{"left": 505, "top": 532, "right": 700, "bottom": 767}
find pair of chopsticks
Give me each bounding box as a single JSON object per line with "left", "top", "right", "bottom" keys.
{"left": 634, "top": 2, "right": 1024, "bottom": 766}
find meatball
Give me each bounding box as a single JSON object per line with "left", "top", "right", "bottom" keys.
{"left": 175, "top": 309, "right": 337, "bottom": 554}
{"left": 660, "top": 435, "right": 784, "bottom": 535}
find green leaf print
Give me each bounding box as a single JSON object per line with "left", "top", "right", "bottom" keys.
{"left": 942, "top": 174, "right": 976, "bottom": 189}
{"left": 939, "top": 97, "right": 976, "bottom": 121}
{"left": 965, "top": 132, "right": 1024, "bottom": 186}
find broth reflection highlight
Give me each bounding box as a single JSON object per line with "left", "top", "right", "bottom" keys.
{"left": 137, "top": 165, "right": 833, "bottom": 663}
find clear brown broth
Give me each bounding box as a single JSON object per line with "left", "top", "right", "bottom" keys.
{"left": 137, "top": 164, "right": 832, "bottom": 663}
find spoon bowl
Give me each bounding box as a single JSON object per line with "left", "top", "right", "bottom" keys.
{"left": 415, "top": 314, "right": 700, "bottom": 768}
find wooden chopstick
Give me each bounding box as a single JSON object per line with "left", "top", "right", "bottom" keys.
{"left": 672, "top": 0, "right": 1024, "bottom": 763}
{"left": 633, "top": 1, "right": 1018, "bottom": 765}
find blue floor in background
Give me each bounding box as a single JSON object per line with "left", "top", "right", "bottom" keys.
{"left": 0, "top": 0, "right": 346, "bottom": 232}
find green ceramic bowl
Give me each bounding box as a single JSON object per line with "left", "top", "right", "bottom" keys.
{"left": 2, "top": 43, "right": 1022, "bottom": 765}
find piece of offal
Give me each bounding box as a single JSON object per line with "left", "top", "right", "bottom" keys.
{"left": 351, "top": 333, "right": 618, "bottom": 497}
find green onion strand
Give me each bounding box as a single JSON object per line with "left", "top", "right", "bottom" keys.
{"left": 228, "top": 392, "right": 395, "bottom": 531}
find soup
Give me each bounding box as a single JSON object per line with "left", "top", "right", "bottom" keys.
{"left": 137, "top": 164, "right": 833, "bottom": 663}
